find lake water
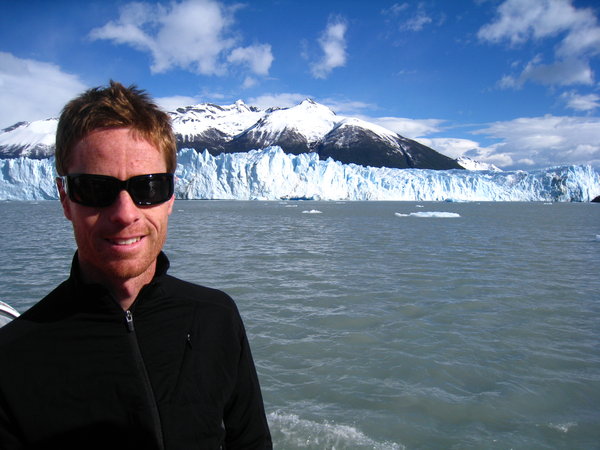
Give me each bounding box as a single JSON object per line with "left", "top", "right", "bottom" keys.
{"left": 1, "top": 200, "right": 599, "bottom": 449}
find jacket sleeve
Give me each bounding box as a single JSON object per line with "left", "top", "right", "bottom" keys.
{"left": 222, "top": 323, "right": 272, "bottom": 450}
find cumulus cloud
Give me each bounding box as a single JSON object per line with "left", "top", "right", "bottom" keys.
{"left": 0, "top": 52, "right": 87, "bottom": 128}
{"left": 560, "top": 91, "right": 600, "bottom": 112}
{"left": 90, "top": 0, "right": 273, "bottom": 79}
{"left": 416, "top": 137, "right": 513, "bottom": 168}
{"left": 479, "top": 0, "right": 600, "bottom": 89}
{"left": 478, "top": 0, "right": 593, "bottom": 46}
{"left": 499, "top": 57, "right": 594, "bottom": 88}
{"left": 310, "top": 17, "right": 348, "bottom": 79}
{"left": 368, "top": 117, "right": 443, "bottom": 138}
{"left": 472, "top": 115, "right": 600, "bottom": 169}
{"left": 227, "top": 44, "right": 274, "bottom": 76}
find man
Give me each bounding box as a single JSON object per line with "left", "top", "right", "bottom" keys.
{"left": 0, "top": 81, "right": 272, "bottom": 449}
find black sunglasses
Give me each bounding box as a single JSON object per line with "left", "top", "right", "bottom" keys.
{"left": 62, "top": 173, "right": 174, "bottom": 207}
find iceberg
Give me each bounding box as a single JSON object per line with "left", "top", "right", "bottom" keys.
{"left": 395, "top": 212, "right": 461, "bottom": 218}
{"left": 1, "top": 146, "right": 599, "bottom": 202}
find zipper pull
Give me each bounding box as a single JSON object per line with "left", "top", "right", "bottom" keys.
{"left": 186, "top": 333, "right": 192, "bottom": 348}
{"left": 125, "top": 310, "right": 134, "bottom": 332}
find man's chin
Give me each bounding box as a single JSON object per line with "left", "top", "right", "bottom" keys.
{"left": 87, "top": 257, "right": 157, "bottom": 285}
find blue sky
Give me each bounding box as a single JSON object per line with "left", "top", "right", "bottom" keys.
{"left": 1, "top": 0, "right": 599, "bottom": 170}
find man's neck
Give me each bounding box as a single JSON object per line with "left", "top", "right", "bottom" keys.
{"left": 108, "top": 276, "right": 153, "bottom": 311}
{"left": 78, "top": 260, "right": 157, "bottom": 311}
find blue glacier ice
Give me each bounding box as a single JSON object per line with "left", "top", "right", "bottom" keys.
{"left": 1, "top": 147, "right": 599, "bottom": 202}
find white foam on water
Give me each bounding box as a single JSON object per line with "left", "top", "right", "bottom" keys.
{"left": 395, "top": 211, "right": 461, "bottom": 218}
{"left": 547, "top": 422, "right": 577, "bottom": 433}
{"left": 268, "top": 411, "right": 404, "bottom": 449}
{"left": 302, "top": 210, "right": 323, "bottom": 214}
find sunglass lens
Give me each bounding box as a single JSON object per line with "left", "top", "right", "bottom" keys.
{"left": 130, "top": 175, "right": 172, "bottom": 205}
{"left": 71, "top": 176, "right": 119, "bottom": 207}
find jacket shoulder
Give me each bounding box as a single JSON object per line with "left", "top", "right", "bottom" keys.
{"left": 0, "top": 280, "right": 71, "bottom": 348}
{"left": 159, "top": 275, "right": 239, "bottom": 313}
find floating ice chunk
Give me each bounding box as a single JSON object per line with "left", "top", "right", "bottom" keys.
{"left": 395, "top": 211, "right": 460, "bottom": 218}
{"left": 302, "top": 209, "right": 322, "bottom": 214}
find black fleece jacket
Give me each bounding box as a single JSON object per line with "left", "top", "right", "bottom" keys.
{"left": 0, "top": 252, "right": 272, "bottom": 449}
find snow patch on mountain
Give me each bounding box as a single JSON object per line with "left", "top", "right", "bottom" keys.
{"left": 247, "top": 99, "right": 338, "bottom": 144}
{"left": 456, "top": 156, "right": 501, "bottom": 172}
{"left": 171, "top": 100, "right": 262, "bottom": 140}
{"left": 0, "top": 119, "right": 57, "bottom": 159}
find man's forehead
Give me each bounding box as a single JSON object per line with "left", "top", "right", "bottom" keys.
{"left": 68, "top": 128, "right": 165, "bottom": 174}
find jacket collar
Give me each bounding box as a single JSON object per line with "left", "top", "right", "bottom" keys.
{"left": 66, "top": 251, "right": 171, "bottom": 311}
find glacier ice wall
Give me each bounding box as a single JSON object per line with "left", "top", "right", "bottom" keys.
{"left": 1, "top": 147, "right": 599, "bottom": 202}
{"left": 0, "top": 157, "right": 58, "bottom": 200}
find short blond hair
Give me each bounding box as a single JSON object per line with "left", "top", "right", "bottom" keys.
{"left": 55, "top": 80, "right": 176, "bottom": 175}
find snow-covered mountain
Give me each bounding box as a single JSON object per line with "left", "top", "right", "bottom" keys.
{"left": 0, "top": 99, "right": 463, "bottom": 170}
{"left": 0, "top": 119, "right": 56, "bottom": 159}
{"left": 1, "top": 147, "right": 598, "bottom": 202}
{"left": 172, "top": 99, "right": 462, "bottom": 169}
{"left": 456, "top": 156, "right": 501, "bottom": 172}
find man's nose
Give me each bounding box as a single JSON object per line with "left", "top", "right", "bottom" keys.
{"left": 108, "top": 189, "right": 141, "bottom": 225}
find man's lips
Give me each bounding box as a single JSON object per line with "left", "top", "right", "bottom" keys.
{"left": 105, "top": 236, "right": 144, "bottom": 246}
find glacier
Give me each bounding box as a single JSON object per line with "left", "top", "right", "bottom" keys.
{"left": 0, "top": 146, "right": 599, "bottom": 202}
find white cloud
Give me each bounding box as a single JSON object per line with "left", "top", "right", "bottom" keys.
{"left": 382, "top": 3, "right": 409, "bottom": 16}
{"left": 560, "top": 91, "right": 600, "bottom": 112}
{"left": 247, "top": 93, "right": 311, "bottom": 110}
{"left": 472, "top": 115, "right": 600, "bottom": 169}
{"left": 368, "top": 117, "right": 443, "bottom": 138}
{"left": 383, "top": 2, "right": 435, "bottom": 32}
{"left": 0, "top": 52, "right": 87, "bottom": 129}
{"left": 479, "top": 0, "right": 600, "bottom": 89}
{"left": 400, "top": 11, "right": 432, "bottom": 32}
{"left": 478, "top": 0, "right": 591, "bottom": 45}
{"left": 501, "top": 57, "right": 594, "bottom": 88}
{"left": 417, "top": 137, "right": 514, "bottom": 168}
{"left": 310, "top": 17, "right": 348, "bottom": 79}
{"left": 227, "top": 44, "right": 274, "bottom": 76}
{"left": 90, "top": 0, "right": 273, "bottom": 79}
{"left": 156, "top": 95, "right": 203, "bottom": 112}
{"left": 416, "top": 137, "right": 481, "bottom": 159}
{"left": 319, "top": 98, "right": 375, "bottom": 116}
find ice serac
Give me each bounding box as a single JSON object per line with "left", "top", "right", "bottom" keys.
{"left": 1, "top": 148, "right": 599, "bottom": 202}
{"left": 0, "top": 157, "right": 58, "bottom": 200}
{"left": 174, "top": 147, "right": 600, "bottom": 201}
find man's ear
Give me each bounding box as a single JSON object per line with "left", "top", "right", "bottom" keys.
{"left": 56, "top": 177, "right": 73, "bottom": 221}
{"left": 166, "top": 194, "right": 175, "bottom": 216}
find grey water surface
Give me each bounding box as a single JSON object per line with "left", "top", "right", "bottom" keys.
{"left": 1, "top": 200, "right": 599, "bottom": 449}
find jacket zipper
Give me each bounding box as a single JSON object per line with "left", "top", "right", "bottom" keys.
{"left": 125, "top": 310, "right": 165, "bottom": 449}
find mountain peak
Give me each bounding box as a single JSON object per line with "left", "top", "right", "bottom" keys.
{"left": 0, "top": 99, "right": 464, "bottom": 170}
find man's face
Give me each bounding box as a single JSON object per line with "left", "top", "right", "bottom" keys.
{"left": 59, "top": 127, "right": 174, "bottom": 286}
